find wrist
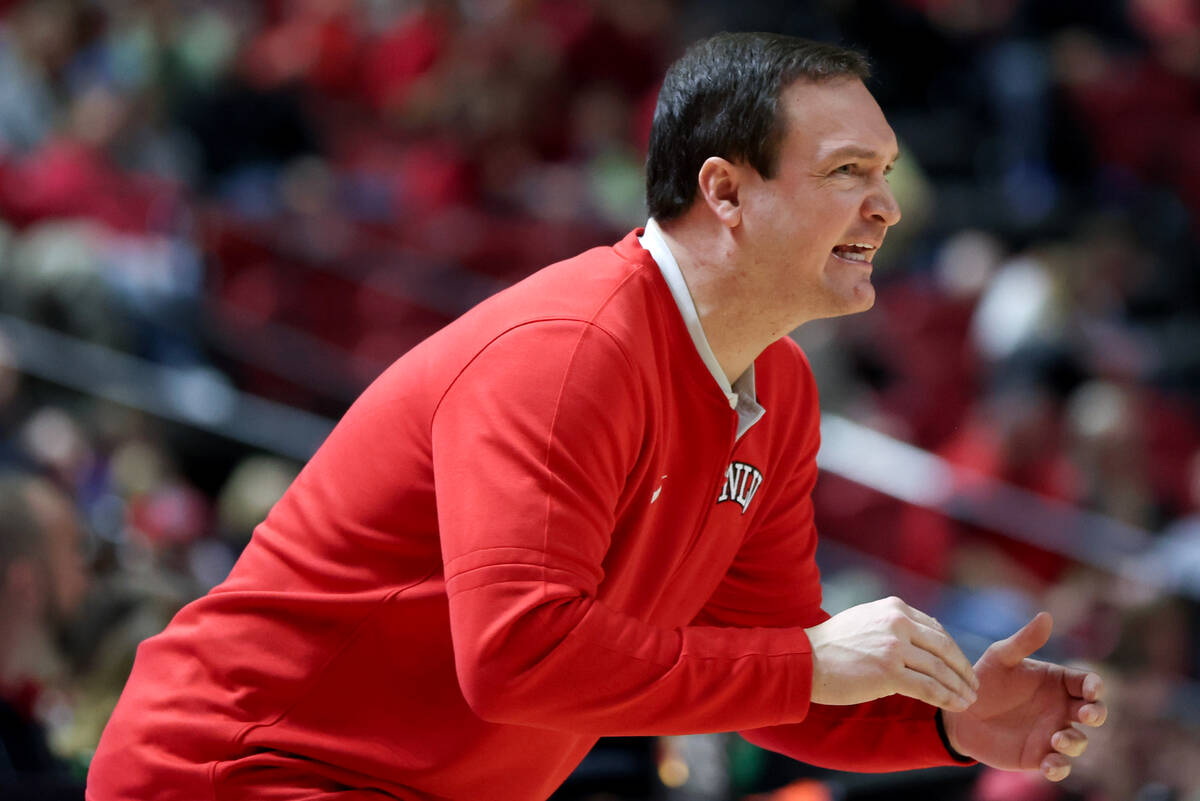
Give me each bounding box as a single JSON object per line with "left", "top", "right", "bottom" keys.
{"left": 936, "top": 708, "right": 975, "bottom": 764}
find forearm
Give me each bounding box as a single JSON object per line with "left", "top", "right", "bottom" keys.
{"left": 448, "top": 567, "right": 815, "bottom": 735}
{"left": 740, "top": 695, "right": 975, "bottom": 772}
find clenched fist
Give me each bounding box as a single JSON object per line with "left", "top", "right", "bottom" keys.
{"left": 805, "top": 596, "right": 979, "bottom": 711}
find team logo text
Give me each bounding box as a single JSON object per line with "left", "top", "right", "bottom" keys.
{"left": 717, "top": 461, "right": 764, "bottom": 514}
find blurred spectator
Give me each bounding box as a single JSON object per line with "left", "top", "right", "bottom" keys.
{"left": 0, "top": 470, "right": 86, "bottom": 798}
{"left": 0, "top": 0, "right": 1196, "bottom": 798}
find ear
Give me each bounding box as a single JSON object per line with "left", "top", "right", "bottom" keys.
{"left": 697, "top": 157, "right": 742, "bottom": 229}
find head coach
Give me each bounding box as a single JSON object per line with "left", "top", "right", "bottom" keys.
{"left": 88, "top": 32, "right": 1107, "bottom": 801}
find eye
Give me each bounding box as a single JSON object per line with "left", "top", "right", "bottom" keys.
{"left": 833, "top": 163, "right": 856, "bottom": 175}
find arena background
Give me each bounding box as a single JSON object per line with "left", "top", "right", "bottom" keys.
{"left": 0, "top": 0, "right": 1198, "bottom": 799}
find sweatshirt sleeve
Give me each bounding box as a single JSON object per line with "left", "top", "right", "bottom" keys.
{"left": 693, "top": 344, "right": 974, "bottom": 771}
{"left": 430, "top": 320, "right": 815, "bottom": 735}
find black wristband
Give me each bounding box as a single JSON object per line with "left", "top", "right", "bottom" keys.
{"left": 935, "top": 708, "right": 976, "bottom": 764}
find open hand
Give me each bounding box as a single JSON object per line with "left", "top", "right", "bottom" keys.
{"left": 805, "top": 596, "right": 979, "bottom": 711}
{"left": 942, "top": 612, "right": 1107, "bottom": 782}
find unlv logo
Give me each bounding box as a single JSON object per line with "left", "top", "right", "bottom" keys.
{"left": 717, "top": 461, "right": 764, "bottom": 514}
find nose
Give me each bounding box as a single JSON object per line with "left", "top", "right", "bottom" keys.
{"left": 864, "top": 176, "right": 901, "bottom": 227}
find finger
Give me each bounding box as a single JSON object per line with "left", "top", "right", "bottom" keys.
{"left": 1063, "top": 668, "right": 1105, "bottom": 702}
{"left": 1051, "top": 727, "right": 1088, "bottom": 758}
{"left": 903, "top": 645, "right": 978, "bottom": 706}
{"left": 1069, "top": 699, "right": 1108, "bottom": 727}
{"left": 989, "top": 611, "right": 1053, "bottom": 668}
{"left": 897, "top": 668, "right": 974, "bottom": 712}
{"left": 1041, "top": 753, "right": 1071, "bottom": 782}
{"left": 909, "top": 623, "right": 979, "bottom": 691}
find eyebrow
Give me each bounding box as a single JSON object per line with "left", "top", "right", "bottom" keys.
{"left": 821, "top": 145, "right": 901, "bottom": 165}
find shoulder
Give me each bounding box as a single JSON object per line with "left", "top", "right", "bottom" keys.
{"left": 356, "top": 231, "right": 667, "bottom": 423}
{"left": 430, "top": 317, "right": 650, "bottom": 476}
{"left": 455, "top": 318, "right": 639, "bottom": 385}
{"left": 433, "top": 317, "right": 647, "bottom": 430}
{"left": 448, "top": 231, "right": 662, "bottom": 345}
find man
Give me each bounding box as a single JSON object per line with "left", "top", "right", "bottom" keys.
{"left": 0, "top": 471, "right": 88, "bottom": 800}
{"left": 88, "top": 33, "right": 1106, "bottom": 801}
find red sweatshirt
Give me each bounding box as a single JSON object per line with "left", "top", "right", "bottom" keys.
{"left": 88, "top": 230, "right": 966, "bottom": 801}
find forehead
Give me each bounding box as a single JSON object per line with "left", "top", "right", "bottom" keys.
{"left": 777, "top": 77, "right": 898, "bottom": 162}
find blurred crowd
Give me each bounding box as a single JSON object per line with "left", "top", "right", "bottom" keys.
{"left": 0, "top": 0, "right": 1199, "bottom": 799}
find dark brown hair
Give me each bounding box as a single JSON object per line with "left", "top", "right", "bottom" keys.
{"left": 646, "top": 33, "right": 870, "bottom": 221}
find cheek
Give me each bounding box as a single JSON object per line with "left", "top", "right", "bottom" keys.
{"left": 817, "top": 192, "right": 861, "bottom": 228}
{"left": 796, "top": 192, "right": 856, "bottom": 243}
{"left": 744, "top": 185, "right": 851, "bottom": 258}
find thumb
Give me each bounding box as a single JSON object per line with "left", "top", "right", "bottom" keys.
{"left": 989, "top": 611, "right": 1053, "bottom": 667}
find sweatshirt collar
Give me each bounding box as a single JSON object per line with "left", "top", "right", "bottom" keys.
{"left": 639, "top": 218, "right": 764, "bottom": 439}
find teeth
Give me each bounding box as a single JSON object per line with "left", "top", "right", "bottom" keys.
{"left": 832, "top": 242, "right": 877, "bottom": 263}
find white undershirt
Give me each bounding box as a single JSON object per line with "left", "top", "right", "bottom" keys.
{"left": 639, "top": 218, "right": 765, "bottom": 440}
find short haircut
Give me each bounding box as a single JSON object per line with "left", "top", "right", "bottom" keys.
{"left": 646, "top": 32, "right": 870, "bottom": 221}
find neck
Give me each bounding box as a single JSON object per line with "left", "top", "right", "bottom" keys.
{"left": 656, "top": 217, "right": 791, "bottom": 383}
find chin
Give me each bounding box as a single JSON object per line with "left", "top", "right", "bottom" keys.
{"left": 826, "top": 281, "right": 875, "bottom": 318}
{"left": 851, "top": 282, "right": 876, "bottom": 311}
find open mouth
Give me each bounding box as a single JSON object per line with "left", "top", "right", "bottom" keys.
{"left": 832, "top": 243, "right": 876, "bottom": 263}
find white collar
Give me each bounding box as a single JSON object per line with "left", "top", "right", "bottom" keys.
{"left": 639, "top": 218, "right": 764, "bottom": 439}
